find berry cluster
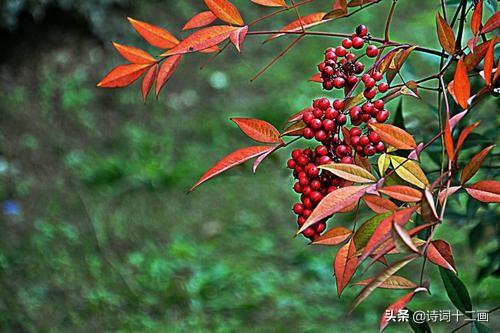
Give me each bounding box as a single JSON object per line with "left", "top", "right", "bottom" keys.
{"left": 317, "top": 25, "right": 379, "bottom": 91}
{"left": 288, "top": 25, "right": 393, "bottom": 240}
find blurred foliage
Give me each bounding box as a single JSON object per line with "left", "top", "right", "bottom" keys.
{"left": 0, "top": 0, "right": 499, "bottom": 332}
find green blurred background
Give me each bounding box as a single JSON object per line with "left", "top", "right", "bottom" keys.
{"left": 0, "top": 0, "right": 498, "bottom": 332}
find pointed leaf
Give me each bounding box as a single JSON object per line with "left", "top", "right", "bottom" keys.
{"left": 427, "top": 240, "right": 457, "bottom": 274}
{"left": 112, "top": 42, "right": 156, "bottom": 64}
{"left": 378, "top": 153, "right": 390, "bottom": 176}
{"left": 298, "top": 185, "right": 372, "bottom": 234}
{"left": 267, "top": 12, "right": 329, "bottom": 41}
{"left": 436, "top": 12, "right": 456, "bottom": 55}
{"left": 319, "top": 163, "right": 377, "bottom": 183}
{"left": 141, "top": 64, "right": 157, "bottom": 102}
{"left": 438, "top": 186, "right": 461, "bottom": 205}
{"left": 284, "top": 107, "right": 311, "bottom": 125}
{"left": 128, "top": 17, "right": 179, "bottom": 49}
{"left": 334, "top": 240, "right": 358, "bottom": 296}
{"left": 204, "top": 0, "right": 244, "bottom": 26}
{"left": 439, "top": 267, "right": 472, "bottom": 315}
{"left": 231, "top": 118, "right": 282, "bottom": 144}
{"left": 155, "top": 55, "right": 182, "bottom": 96}
{"left": 281, "top": 120, "right": 306, "bottom": 136}
{"left": 484, "top": 39, "right": 495, "bottom": 85}
{"left": 354, "top": 212, "right": 392, "bottom": 250}
{"left": 464, "top": 40, "right": 494, "bottom": 71}
{"left": 364, "top": 195, "right": 398, "bottom": 214}
{"left": 190, "top": 146, "right": 274, "bottom": 191}
{"left": 453, "top": 58, "right": 470, "bottom": 109}
{"left": 343, "top": 90, "right": 365, "bottom": 110}
{"left": 324, "top": 0, "right": 348, "bottom": 19}
{"left": 252, "top": 143, "right": 282, "bottom": 173}
{"left": 444, "top": 112, "right": 454, "bottom": 161}
{"left": 392, "top": 221, "right": 420, "bottom": 254}
{"left": 379, "top": 185, "right": 423, "bottom": 202}
{"left": 465, "top": 180, "right": 500, "bottom": 203}
{"left": 381, "top": 292, "right": 417, "bottom": 332}
{"left": 461, "top": 145, "right": 495, "bottom": 184}
{"left": 312, "top": 226, "right": 352, "bottom": 246}
{"left": 162, "top": 25, "right": 239, "bottom": 56}
{"left": 348, "top": 0, "right": 378, "bottom": 6}
{"left": 230, "top": 26, "right": 248, "bottom": 52}
{"left": 369, "top": 123, "right": 417, "bottom": 150}
{"left": 422, "top": 188, "right": 439, "bottom": 224}
{"left": 480, "top": 11, "right": 500, "bottom": 33}
{"left": 251, "top": 0, "right": 287, "bottom": 7}
{"left": 455, "top": 121, "right": 480, "bottom": 159}
{"left": 354, "top": 276, "right": 417, "bottom": 290}
{"left": 390, "top": 156, "right": 429, "bottom": 189}
{"left": 97, "top": 63, "right": 152, "bottom": 88}
{"left": 182, "top": 11, "right": 218, "bottom": 30}
{"left": 471, "top": 0, "right": 484, "bottom": 35}
{"left": 351, "top": 256, "right": 417, "bottom": 312}
{"left": 309, "top": 73, "right": 323, "bottom": 82}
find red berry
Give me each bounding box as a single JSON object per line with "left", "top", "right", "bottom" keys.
{"left": 325, "top": 51, "right": 336, "bottom": 61}
{"left": 303, "top": 197, "right": 313, "bottom": 208}
{"left": 375, "top": 141, "right": 386, "bottom": 152}
{"left": 337, "top": 114, "right": 347, "bottom": 125}
{"left": 323, "top": 80, "right": 333, "bottom": 90}
{"left": 356, "top": 24, "right": 368, "bottom": 37}
{"left": 317, "top": 62, "right": 326, "bottom": 72}
{"left": 361, "top": 73, "right": 371, "bottom": 82}
{"left": 347, "top": 75, "right": 358, "bottom": 85}
{"left": 378, "top": 82, "right": 389, "bottom": 93}
{"left": 325, "top": 107, "right": 338, "bottom": 120}
{"left": 303, "top": 227, "right": 315, "bottom": 238}
{"left": 368, "top": 131, "right": 380, "bottom": 143}
{"left": 360, "top": 136, "right": 370, "bottom": 146}
{"left": 315, "top": 145, "right": 328, "bottom": 155}
{"left": 303, "top": 127, "right": 315, "bottom": 139}
{"left": 297, "top": 216, "right": 305, "bottom": 226}
{"left": 313, "top": 108, "right": 323, "bottom": 118}
{"left": 333, "top": 99, "right": 345, "bottom": 110}
{"left": 323, "top": 119, "right": 335, "bottom": 131}
{"left": 287, "top": 159, "right": 296, "bottom": 169}
{"left": 341, "top": 156, "right": 353, "bottom": 164}
{"left": 294, "top": 182, "right": 302, "bottom": 193}
{"left": 366, "top": 45, "right": 379, "bottom": 58}
{"left": 376, "top": 110, "right": 389, "bottom": 123}
{"left": 293, "top": 203, "right": 304, "bottom": 215}
{"left": 310, "top": 180, "right": 322, "bottom": 190}
{"left": 374, "top": 99, "right": 384, "bottom": 110}
{"left": 349, "top": 106, "right": 362, "bottom": 120}
{"left": 315, "top": 222, "right": 326, "bottom": 233}
{"left": 303, "top": 112, "right": 315, "bottom": 124}
{"left": 336, "top": 145, "right": 348, "bottom": 157}
{"left": 372, "top": 71, "right": 383, "bottom": 81}
{"left": 364, "top": 144, "right": 376, "bottom": 156}
{"left": 364, "top": 77, "right": 376, "bottom": 88}
{"left": 333, "top": 77, "right": 346, "bottom": 88}
{"left": 342, "top": 38, "right": 353, "bottom": 49}
{"left": 302, "top": 209, "right": 312, "bottom": 218}
{"left": 364, "top": 87, "right": 377, "bottom": 100}
{"left": 352, "top": 36, "right": 364, "bottom": 49}
{"left": 354, "top": 61, "right": 365, "bottom": 74}
{"left": 318, "top": 98, "right": 330, "bottom": 110}
{"left": 310, "top": 118, "right": 322, "bottom": 130}
{"left": 315, "top": 130, "right": 327, "bottom": 141}
{"left": 350, "top": 127, "right": 362, "bottom": 137}
{"left": 362, "top": 102, "right": 374, "bottom": 114}
{"left": 345, "top": 53, "right": 356, "bottom": 62}
{"left": 310, "top": 191, "right": 323, "bottom": 203}
{"left": 319, "top": 156, "right": 332, "bottom": 165}
{"left": 307, "top": 165, "right": 319, "bottom": 177}
{"left": 335, "top": 46, "right": 347, "bottom": 57}
{"left": 323, "top": 66, "right": 334, "bottom": 77}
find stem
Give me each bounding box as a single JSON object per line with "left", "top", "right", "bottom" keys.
{"left": 384, "top": 0, "right": 398, "bottom": 42}
{"left": 289, "top": 0, "right": 305, "bottom": 32}
{"left": 455, "top": 0, "right": 467, "bottom": 54}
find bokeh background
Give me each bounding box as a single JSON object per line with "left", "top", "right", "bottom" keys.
{"left": 0, "top": 0, "right": 499, "bottom": 332}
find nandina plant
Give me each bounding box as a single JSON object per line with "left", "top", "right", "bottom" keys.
{"left": 97, "top": 0, "right": 499, "bottom": 331}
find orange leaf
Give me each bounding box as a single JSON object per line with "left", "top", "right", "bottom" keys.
{"left": 461, "top": 145, "right": 495, "bottom": 184}
{"left": 182, "top": 11, "right": 218, "bottom": 31}
{"left": 231, "top": 118, "right": 282, "bottom": 144}
{"left": 141, "top": 64, "right": 157, "bottom": 102}
{"left": 250, "top": 0, "right": 287, "bottom": 7}
{"left": 281, "top": 120, "right": 306, "bottom": 136}
{"left": 436, "top": 12, "right": 456, "bottom": 55}
{"left": 267, "top": 12, "right": 329, "bottom": 41}
{"left": 155, "top": 55, "right": 182, "bottom": 96}
{"left": 354, "top": 276, "right": 417, "bottom": 290}
{"left": 363, "top": 195, "right": 398, "bottom": 214}
{"left": 368, "top": 123, "right": 417, "bottom": 150}
{"left": 204, "top": 0, "right": 244, "bottom": 26}
{"left": 190, "top": 145, "right": 275, "bottom": 191}
{"left": 324, "top": 0, "right": 347, "bottom": 19}
{"left": 312, "top": 226, "right": 352, "bottom": 246}
{"left": 444, "top": 112, "right": 454, "bottom": 161}
{"left": 127, "top": 17, "right": 179, "bottom": 49}
{"left": 380, "top": 291, "right": 416, "bottom": 332}
{"left": 348, "top": 0, "right": 378, "bottom": 6}
{"left": 481, "top": 11, "right": 500, "bottom": 34}
{"left": 465, "top": 180, "right": 500, "bottom": 203}
{"left": 471, "top": 0, "right": 483, "bottom": 35}
{"left": 112, "top": 42, "right": 156, "bottom": 64}
{"left": 484, "top": 39, "right": 495, "bottom": 85}
{"left": 455, "top": 121, "right": 480, "bottom": 159}
{"left": 378, "top": 186, "right": 422, "bottom": 203}
{"left": 162, "top": 25, "right": 239, "bottom": 56}
{"left": 426, "top": 240, "right": 457, "bottom": 274}
{"left": 453, "top": 58, "right": 470, "bottom": 109}
{"left": 334, "top": 240, "right": 358, "bottom": 296}
{"left": 252, "top": 143, "right": 282, "bottom": 173}
{"left": 298, "top": 185, "right": 372, "bottom": 234}
{"left": 309, "top": 73, "right": 323, "bottom": 83}
{"left": 97, "top": 63, "right": 152, "bottom": 88}
{"left": 464, "top": 39, "right": 496, "bottom": 71}
{"left": 230, "top": 26, "right": 248, "bottom": 52}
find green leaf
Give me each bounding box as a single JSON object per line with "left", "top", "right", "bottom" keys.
{"left": 354, "top": 212, "right": 392, "bottom": 250}
{"left": 439, "top": 267, "right": 472, "bottom": 315}
{"left": 472, "top": 322, "right": 492, "bottom": 333}
{"left": 393, "top": 100, "right": 406, "bottom": 131}
{"left": 408, "top": 309, "right": 432, "bottom": 333}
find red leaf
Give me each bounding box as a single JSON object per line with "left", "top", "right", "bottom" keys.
{"left": 348, "top": 0, "right": 378, "bottom": 6}
{"left": 464, "top": 40, "right": 494, "bottom": 71}
{"left": 97, "top": 63, "right": 152, "bottom": 88}
{"left": 252, "top": 143, "right": 282, "bottom": 173}
{"left": 231, "top": 118, "right": 282, "bottom": 144}
{"left": 190, "top": 146, "right": 274, "bottom": 191}
{"left": 112, "top": 42, "right": 156, "bottom": 64}
{"left": 391, "top": 220, "right": 420, "bottom": 254}
{"left": 204, "top": 0, "right": 244, "bottom": 26}
{"left": 230, "top": 26, "right": 248, "bottom": 52}
{"left": 465, "top": 180, "right": 500, "bottom": 203}
{"left": 334, "top": 240, "right": 358, "bottom": 296}
{"left": 284, "top": 107, "right": 311, "bottom": 125}
{"left": 162, "top": 25, "right": 239, "bottom": 56}
{"left": 363, "top": 195, "right": 398, "bottom": 214}
{"left": 378, "top": 186, "right": 422, "bottom": 203}
{"left": 444, "top": 112, "right": 454, "bottom": 161}
{"left": 312, "top": 226, "right": 352, "bottom": 246}
{"left": 461, "top": 145, "right": 495, "bottom": 184}
{"left": 436, "top": 12, "right": 456, "bottom": 55}
{"left": 484, "top": 39, "right": 495, "bottom": 85}
{"left": 182, "top": 11, "right": 218, "bottom": 30}
{"left": 250, "top": 0, "right": 287, "bottom": 7}
{"left": 380, "top": 291, "right": 416, "bottom": 332}
{"left": 455, "top": 121, "right": 480, "bottom": 159}
{"left": 453, "top": 58, "right": 470, "bottom": 109}
{"left": 360, "top": 206, "right": 418, "bottom": 262}
{"left": 438, "top": 186, "right": 461, "bottom": 205}
{"left": 309, "top": 73, "right": 323, "bottom": 83}
{"left": 155, "top": 55, "right": 182, "bottom": 96}
{"left": 426, "top": 240, "right": 457, "bottom": 274}
{"left": 281, "top": 120, "right": 306, "bottom": 137}
{"left": 368, "top": 123, "right": 417, "bottom": 150}
{"left": 127, "top": 17, "right": 179, "bottom": 49}
{"left": 267, "top": 12, "right": 329, "bottom": 41}
{"left": 141, "top": 64, "right": 157, "bottom": 102}
{"left": 324, "top": 0, "right": 347, "bottom": 19}
{"left": 298, "top": 185, "right": 372, "bottom": 234}
{"left": 354, "top": 276, "right": 417, "bottom": 290}
{"left": 471, "top": 0, "right": 483, "bottom": 35}
{"left": 481, "top": 12, "right": 500, "bottom": 34}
